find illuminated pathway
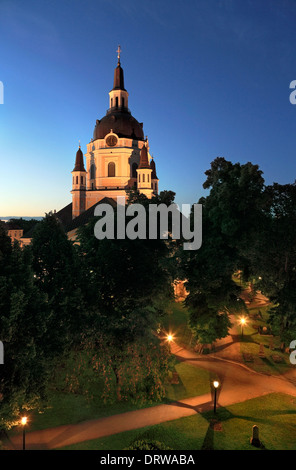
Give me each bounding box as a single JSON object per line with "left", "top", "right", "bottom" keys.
{"left": 6, "top": 343, "right": 296, "bottom": 450}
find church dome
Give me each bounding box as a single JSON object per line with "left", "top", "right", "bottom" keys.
{"left": 93, "top": 110, "right": 144, "bottom": 141}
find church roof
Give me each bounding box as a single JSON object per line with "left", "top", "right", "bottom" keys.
{"left": 138, "top": 144, "right": 151, "bottom": 169}
{"left": 112, "top": 61, "right": 126, "bottom": 91}
{"left": 64, "top": 198, "right": 117, "bottom": 233}
{"left": 93, "top": 111, "right": 144, "bottom": 141}
{"left": 73, "top": 146, "right": 86, "bottom": 172}
{"left": 54, "top": 202, "right": 73, "bottom": 227}
{"left": 150, "top": 158, "right": 158, "bottom": 180}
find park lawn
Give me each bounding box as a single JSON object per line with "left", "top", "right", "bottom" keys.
{"left": 166, "top": 362, "right": 210, "bottom": 400}
{"left": 60, "top": 393, "right": 296, "bottom": 450}
{"left": 202, "top": 392, "right": 296, "bottom": 450}
{"left": 14, "top": 360, "right": 209, "bottom": 434}
{"left": 236, "top": 307, "right": 291, "bottom": 375}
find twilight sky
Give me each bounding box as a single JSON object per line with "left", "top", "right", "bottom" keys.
{"left": 0, "top": 0, "right": 296, "bottom": 216}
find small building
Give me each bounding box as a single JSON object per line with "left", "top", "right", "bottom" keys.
{"left": 0, "top": 221, "right": 23, "bottom": 243}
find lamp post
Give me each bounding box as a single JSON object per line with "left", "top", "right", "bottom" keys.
{"left": 166, "top": 333, "right": 174, "bottom": 352}
{"left": 213, "top": 380, "right": 219, "bottom": 413}
{"left": 239, "top": 317, "right": 247, "bottom": 339}
{"left": 21, "top": 416, "right": 27, "bottom": 450}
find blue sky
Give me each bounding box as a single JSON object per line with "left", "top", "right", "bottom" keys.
{"left": 0, "top": 0, "right": 296, "bottom": 216}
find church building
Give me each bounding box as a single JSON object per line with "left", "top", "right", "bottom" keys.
{"left": 20, "top": 47, "right": 160, "bottom": 244}
{"left": 71, "top": 46, "right": 159, "bottom": 219}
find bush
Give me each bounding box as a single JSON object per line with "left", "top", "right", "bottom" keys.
{"left": 125, "top": 439, "right": 172, "bottom": 450}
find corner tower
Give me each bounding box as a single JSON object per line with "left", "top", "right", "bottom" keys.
{"left": 71, "top": 144, "right": 87, "bottom": 219}
{"left": 136, "top": 141, "right": 153, "bottom": 199}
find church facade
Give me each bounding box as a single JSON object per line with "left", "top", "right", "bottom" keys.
{"left": 19, "top": 48, "right": 160, "bottom": 245}
{"left": 71, "top": 47, "right": 159, "bottom": 219}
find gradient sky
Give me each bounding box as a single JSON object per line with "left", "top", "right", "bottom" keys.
{"left": 0, "top": 0, "right": 296, "bottom": 216}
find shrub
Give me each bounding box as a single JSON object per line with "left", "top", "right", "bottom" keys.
{"left": 125, "top": 439, "right": 172, "bottom": 450}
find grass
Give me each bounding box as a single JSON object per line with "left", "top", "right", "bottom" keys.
{"left": 236, "top": 306, "right": 291, "bottom": 375}
{"left": 166, "top": 362, "right": 210, "bottom": 401}
{"left": 60, "top": 393, "right": 296, "bottom": 450}
{"left": 201, "top": 392, "right": 296, "bottom": 450}
{"left": 14, "top": 358, "right": 209, "bottom": 434}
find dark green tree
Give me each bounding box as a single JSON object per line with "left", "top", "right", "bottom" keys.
{"left": 251, "top": 182, "right": 296, "bottom": 344}
{"left": 31, "top": 214, "right": 85, "bottom": 353}
{"left": 76, "top": 196, "right": 175, "bottom": 389}
{"left": 182, "top": 157, "right": 265, "bottom": 344}
{"left": 0, "top": 226, "right": 50, "bottom": 430}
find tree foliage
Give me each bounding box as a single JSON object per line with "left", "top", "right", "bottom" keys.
{"left": 182, "top": 157, "right": 265, "bottom": 344}
{"left": 0, "top": 226, "right": 49, "bottom": 429}
{"left": 249, "top": 182, "right": 296, "bottom": 343}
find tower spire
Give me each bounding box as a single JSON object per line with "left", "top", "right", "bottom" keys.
{"left": 112, "top": 46, "right": 126, "bottom": 91}
{"left": 116, "top": 45, "right": 121, "bottom": 65}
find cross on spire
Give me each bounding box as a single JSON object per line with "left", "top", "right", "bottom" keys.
{"left": 117, "top": 45, "right": 121, "bottom": 63}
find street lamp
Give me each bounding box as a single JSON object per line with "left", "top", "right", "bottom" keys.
{"left": 239, "top": 317, "right": 247, "bottom": 338}
{"left": 21, "top": 416, "right": 27, "bottom": 450}
{"left": 166, "top": 333, "right": 175, "bottom": 352}
{"left": 213, "top": 380, "right": 219, "bottom": 413}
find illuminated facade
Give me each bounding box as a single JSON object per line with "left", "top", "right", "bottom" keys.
{"left": 71, "top": 47, "right": 159, "bottom": 219}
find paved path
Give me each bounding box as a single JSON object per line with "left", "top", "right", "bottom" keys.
{"left": 5, "top": 343, "right": 296, "bottom": 450}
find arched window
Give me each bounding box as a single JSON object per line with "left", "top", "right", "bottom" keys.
{"left": 143, "top": 174, "right": 145, "bottom": 183}
{"left": 122, "top": 97, "right": 125, "bottom": 108}
{"left": 76, "top": 176, "right": 78, "bottom": 184}
{"left": 132, "top": 163, "right": 138, "bottom": 178}
{"left": 115, "top": 97, "right": 118, "bottom": 107}
{"left": 90, "top": 164, "right": 95, "bottom": 180}
{"left": 81, "top": 176, "right": 83, "bottom": 184}
{"left": 108, "top": 162, "right": 115, "bottom": 177}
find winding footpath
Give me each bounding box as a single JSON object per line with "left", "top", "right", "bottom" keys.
{"left": 5, "top": 340, "right": 296, "bottom": 450}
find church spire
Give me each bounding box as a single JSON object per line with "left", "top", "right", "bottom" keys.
{"left": 113, "top": 45, "right": 126, "bottom": 91}
{"left": 73, "top": 143, "right": 86, "bottom": 172}
{"left": 109, "top": 45, "right": 129, "bottom": 110}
